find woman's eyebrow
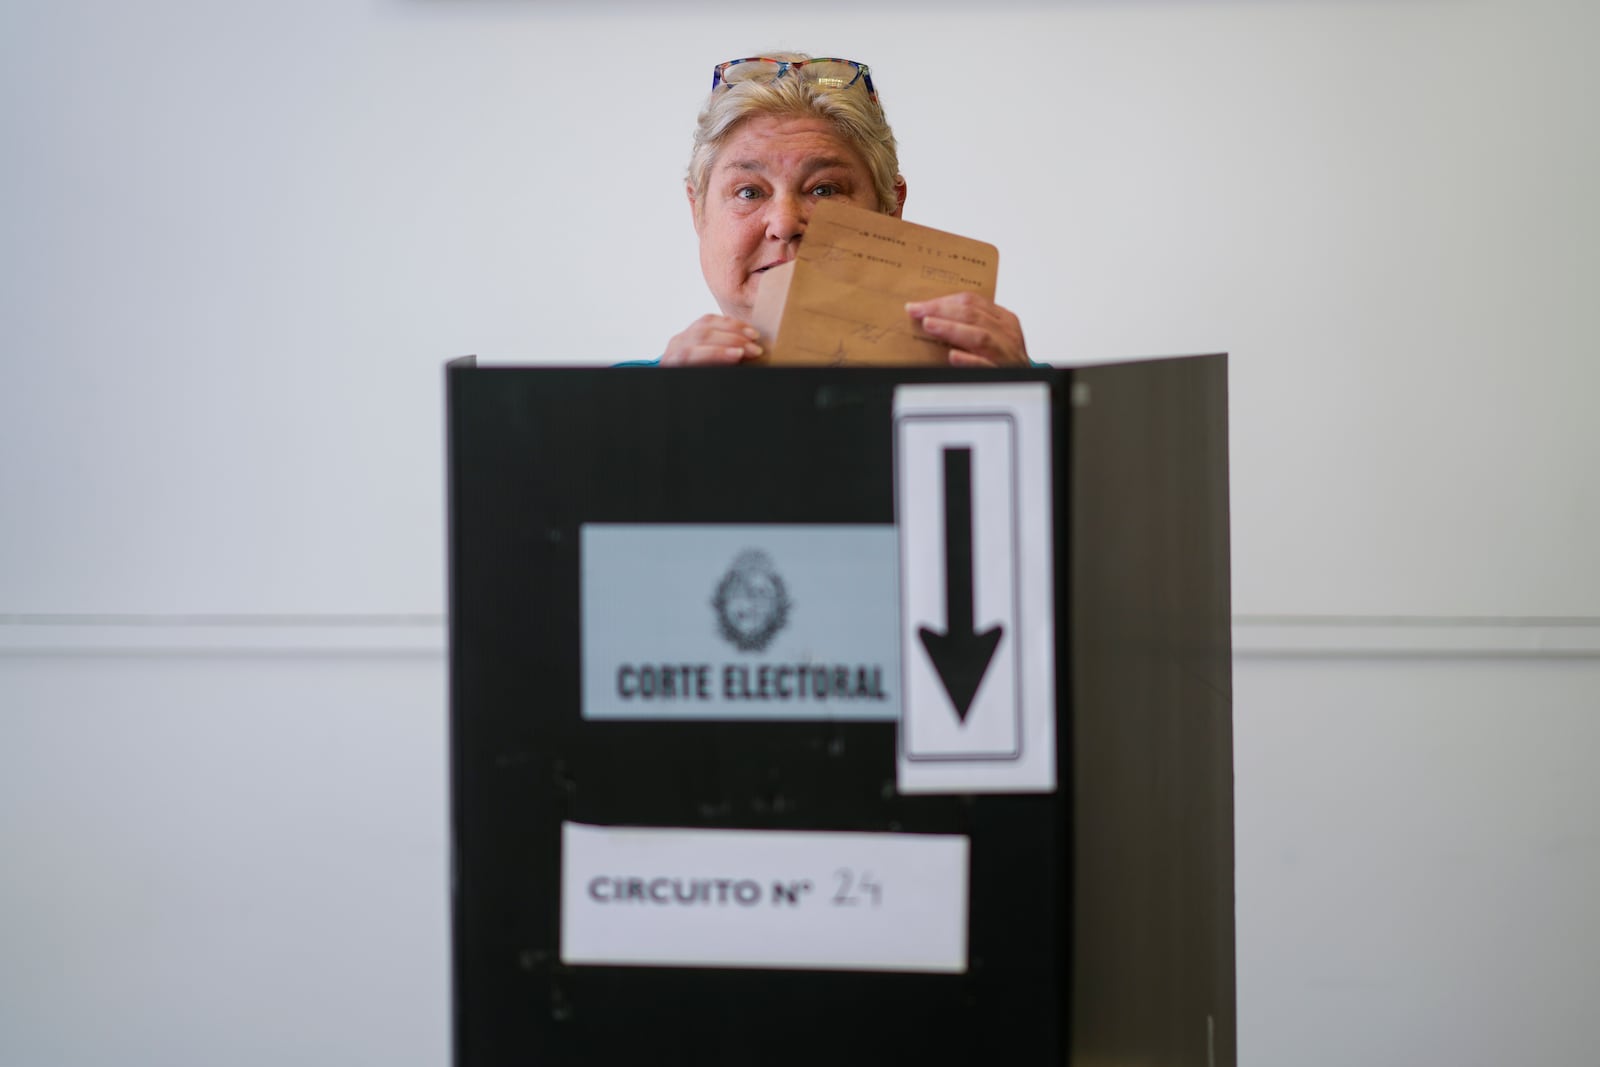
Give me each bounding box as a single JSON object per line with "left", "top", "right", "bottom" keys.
{"left": 722, "top": 156, "right": 855, "bottom": 173}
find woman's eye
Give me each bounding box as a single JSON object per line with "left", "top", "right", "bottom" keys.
{"left": 735, "top": 186, "right": 763, "bottom": 201}
{"left": 812, "top": 184, "right": 839, "bottom": 197}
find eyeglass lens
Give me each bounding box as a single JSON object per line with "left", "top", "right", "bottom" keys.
{"left": 722, "top": 59, "right": 863, "bottom": 92}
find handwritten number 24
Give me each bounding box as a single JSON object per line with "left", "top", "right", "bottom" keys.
{"left": 832, "top": 868, "right": 882, "bottom": 907}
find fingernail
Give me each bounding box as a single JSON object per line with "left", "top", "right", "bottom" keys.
{"left": 746, "top": 343, "right": 764, "bottom": 356}
{"left": 742, "top": 327, "right": 760, "bottom": 340}
{"left": 727, "top": 346, "right": 746, "bottom": 357}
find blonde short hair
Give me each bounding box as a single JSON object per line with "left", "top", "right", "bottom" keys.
{"left": 687, "top": 53, "right": 902, "bottom": 216}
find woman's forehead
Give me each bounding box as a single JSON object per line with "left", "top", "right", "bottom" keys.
{"left": 713, "top": 116, "right": 867, "bottom": 173}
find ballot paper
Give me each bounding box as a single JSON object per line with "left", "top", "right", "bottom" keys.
{"left": 750, "top": 200, "right": 999, "bottom": 367}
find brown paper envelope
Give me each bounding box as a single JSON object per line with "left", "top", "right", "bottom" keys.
{"left": 749, "top": 259, "right": 795, "bottom": 353}
{"left": 757, "top": 201, "right": 999, "bottom": 366}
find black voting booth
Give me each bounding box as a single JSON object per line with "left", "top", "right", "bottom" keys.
{"left": 446, "top": 356, "right": 1235, "bottom": 1067}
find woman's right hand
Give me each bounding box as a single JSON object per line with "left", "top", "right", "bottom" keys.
{"left": 661, "top": 314, "right": 764, "bottom": 366}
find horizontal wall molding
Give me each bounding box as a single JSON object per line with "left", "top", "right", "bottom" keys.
{"left": 1231, "top": 615, "right": 1600, "bottom": 659}
{"left": 0, "top": 614, "right": 448, "bottom": 657}
{"left": 3, "top": 613, "right": 1599, "bottom": 659}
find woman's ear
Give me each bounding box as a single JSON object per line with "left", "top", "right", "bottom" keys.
{"left": 686, "top": 182, "right": 703, "bottom": 232}
{"left": 892, "top": 175, "right": 907, "bottom": 218}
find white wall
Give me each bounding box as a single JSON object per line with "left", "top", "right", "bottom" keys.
{"left": 2, "top": 1, "right": 1596, "bottom": 1065}
{"left": 0, "top": 645, "right": 448, "bottom": 1067}
{"left": 1233, "top": 641, "right": 1600, "bottom": 1065}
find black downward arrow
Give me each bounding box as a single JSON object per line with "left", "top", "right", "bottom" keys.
{"left": 918, "top": 447, "right": 1003, "bottom": 723}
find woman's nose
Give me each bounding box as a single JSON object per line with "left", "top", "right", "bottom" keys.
{"left": 765, "top": 194, "right": 807, "bottom": 241}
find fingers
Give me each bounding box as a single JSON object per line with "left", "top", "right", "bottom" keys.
{"left": 906, "top": 292, "right": 1030, "bottom": 368}
{"left": 661, "top": 314, "right": 764, "bottom": 366}
{"left": 662, "top": 300, "right": 1028, "bottom": 368}
{"left": 947, "top": 350, "right": 999, "bottom": 369}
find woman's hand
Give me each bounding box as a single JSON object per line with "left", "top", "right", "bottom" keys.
{"left": 905, "top": 293, "right": 1030, "bottom": 368}
{"left": 661, "top": 314, "right": 765, "bottom": 366}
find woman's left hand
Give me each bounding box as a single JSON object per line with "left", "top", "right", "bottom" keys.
{"left": 906, "top": 292, "right": 1030, "bottom": 368}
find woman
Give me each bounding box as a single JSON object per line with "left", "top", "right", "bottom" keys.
{"left": 662, "top": 54, "right": 1030, "bottom": 368}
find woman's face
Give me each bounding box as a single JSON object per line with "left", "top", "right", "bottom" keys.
{"left": 689, "top": 115, "right": 898, "bottom": 321}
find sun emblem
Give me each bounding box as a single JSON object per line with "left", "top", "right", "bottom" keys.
{"left": 711, "top": 549, "right": 793, "bottom": 652}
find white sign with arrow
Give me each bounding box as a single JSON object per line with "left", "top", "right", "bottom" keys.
{"left": 894, "top": 383, "right": 1056, "bottom": 794}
